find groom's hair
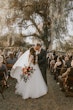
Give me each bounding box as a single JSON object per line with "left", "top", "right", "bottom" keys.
{"left": 36, "top": 43, "right": 41, "bottom": 47}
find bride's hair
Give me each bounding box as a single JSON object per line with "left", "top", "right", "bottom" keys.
{"left": 30, "top": 47, "right": 36, "bottom": 64}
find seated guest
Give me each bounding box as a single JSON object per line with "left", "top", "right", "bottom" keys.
{"left": 58, "top": 60, "right": 73, "bottom": 91}
{"left": 50, "top": 55, "right": 55, "bottom": 73}
{"left": 6, "top": 53, "right": 17, "bottom": 69}
{"left": 69, "top": 55, "right": 72, "bottom": 63}
{"left": 0, "top": 49, "right": 2, "bottom": 55}
{"left": 60, "top": 65, "right": 67, "bottom": 76}
{"left": 64, "top": 56, "right": 71, "bottom": 68}
{"left": 6, "top": 53, "right": 17, "bottom": 76}
{"left": 54, "top": 57, "right": 63, "bottom": 72}
{"left": 0, "top": 55, "right": 8, "bottom": 86}
{"left": 59, "top": 56, "right": 71, "bottom": 76}
{"left": 61, "top": 55, "right": 65, "bottom": 66}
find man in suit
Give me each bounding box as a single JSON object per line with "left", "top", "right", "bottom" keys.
{"left": 34, "top": 43, "right": 47, "bottom": 84}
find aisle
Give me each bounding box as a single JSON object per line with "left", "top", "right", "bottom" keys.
{"left": 0, "top": 71, "right": 73, "bottom": 110}
{"left": 47, "top": 72, "right": 73, "bottom": 110}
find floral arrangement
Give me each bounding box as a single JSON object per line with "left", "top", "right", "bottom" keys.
{"left": 21, "top": 66, "right": 34, "bottom": 82}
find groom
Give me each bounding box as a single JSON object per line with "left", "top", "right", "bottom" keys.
{"left": 34, "top": 43, "right": 47, "bottom": 84}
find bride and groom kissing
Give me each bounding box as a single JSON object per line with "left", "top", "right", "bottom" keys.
{"left": 11, "top": 43, "right": 48, "bottom": 99}
{"left": 33, "top": 43, "right": 47, "bottom": 84}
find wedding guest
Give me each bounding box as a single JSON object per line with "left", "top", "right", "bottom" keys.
{"left": 64, "top": 56, "right": 71, "bottom": 68}
{"left": 0, "top": 55, "right": 8, "bottom": 86}
{"left": 58, "top": 60, "right": 73, "bottom": 91}
{"left": 7, "top": 53, "right": 17, "bottom": 63}
{"left": 17, "top": 49, "right": 24, "bottom": 59}
{"left": 0, "top": 49, "right": 3, "bottom": 56}
{"left": 54, "top": 57, "right": 63, "bottom": 81}
{"left": 50, "top": 55, "right": 55, "bottom": 74}
{"left": 6, "top": 53, "right": 17, "bottom": 71}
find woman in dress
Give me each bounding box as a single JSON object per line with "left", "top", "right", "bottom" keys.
{"left": 54, "top": 57, "right": 63, "bottom": 81}
{"left": 11, "top": 48, "right": 48, "bottom": 99}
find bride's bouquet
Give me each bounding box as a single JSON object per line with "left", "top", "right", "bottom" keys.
{"left": 21, "top": 66, "right": 35, "bottom": 82}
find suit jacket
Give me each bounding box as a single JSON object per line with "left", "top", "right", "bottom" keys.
{"left": 38, "top": 49, "right": 47, "bottom": 68}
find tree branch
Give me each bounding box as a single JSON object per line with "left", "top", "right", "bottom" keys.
{"left": 30, "top": 17, "right": 43, "bottom": 35}
{"left": 65, "top": 7, "right": 73, "bottom": 11}
{"left": 22, "top": 33, "right": 40, "bottom": 38}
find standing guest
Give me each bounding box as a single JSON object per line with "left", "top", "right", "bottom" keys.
{"left": 16, "top": 48, "right": 21, "bottom": 59}
{"left": 54, "top": 57, "right": 63, "bottom": 81}
{"left": 50, "top": 55, "right": 55, "bottom": 74}
{"left": 17, "top": 49, "right": 24, "bottom": 59}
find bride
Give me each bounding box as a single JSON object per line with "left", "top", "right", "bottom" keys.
{"left": 11, "top": 47, "right": 48, "bottom": 99}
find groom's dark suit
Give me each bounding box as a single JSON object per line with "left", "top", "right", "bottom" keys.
{"left": 38, "top": 48, "right": 47, "bottom": 84}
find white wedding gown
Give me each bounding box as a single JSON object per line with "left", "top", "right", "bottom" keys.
{"left": 11, "top": 50, "right": 48, "bottom": 99}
